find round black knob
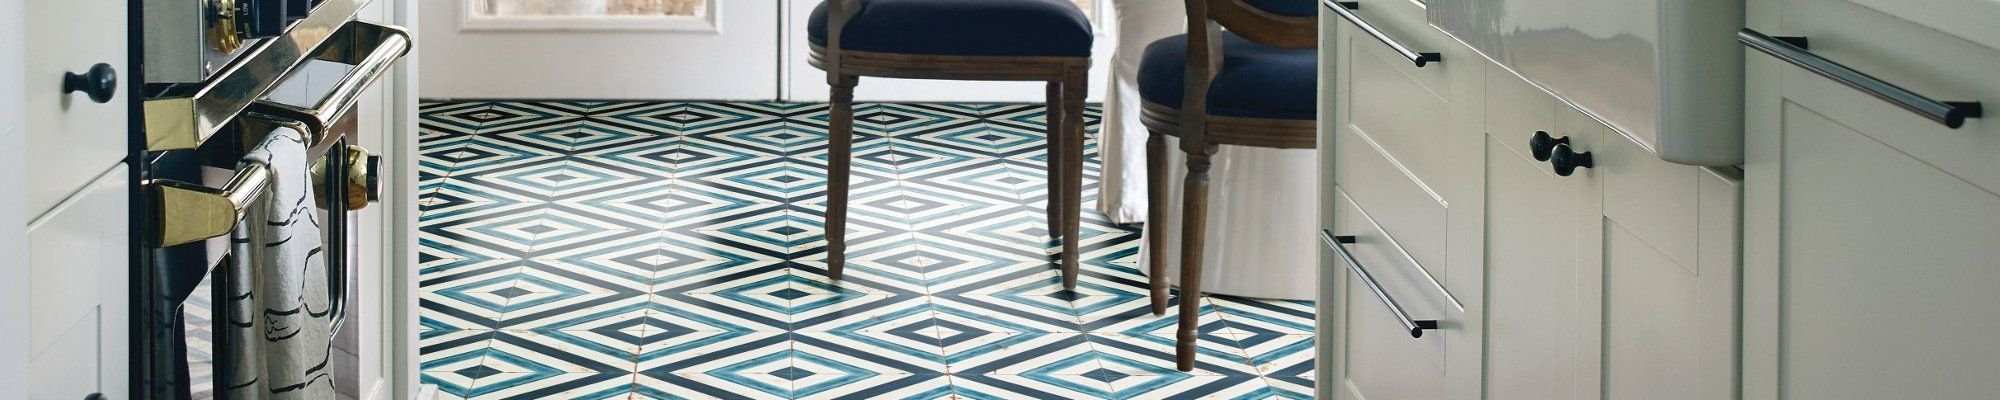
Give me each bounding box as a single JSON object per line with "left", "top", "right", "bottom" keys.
{"left": 1529, "top": 131, "right": 1570, "bottom": 162}
{"left": 1549, "top": 143, "right": 1595, "bottom": 177}
{"left": 63, "top": 63, "right": 118, "bottom": 104}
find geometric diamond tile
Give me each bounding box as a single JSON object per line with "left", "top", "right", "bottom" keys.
{"left": 420, "top": 101, "right": 1312, "bottom": 399}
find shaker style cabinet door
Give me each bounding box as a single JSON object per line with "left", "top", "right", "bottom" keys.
{"left": 27, "top": 166, "right": 129, "bottom": 400}
{"left": 1481, "top": 67, "right": 1743, "bottom": 400}
{"left": 1479, "top": 69, "right": 1594, "bottom": 400}
{"left": 1743, "top": 1, "right": 2000, "bottom": 398}
{"left": 21, "top": 0, "right": 129, "bottom": 215}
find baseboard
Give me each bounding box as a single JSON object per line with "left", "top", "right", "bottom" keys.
{"left": 413, "top": 384, "right": 439, "bottom": 400}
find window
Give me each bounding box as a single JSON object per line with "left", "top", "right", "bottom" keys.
{"left": 462, "top": 0, "right": 719, "bottom": 32}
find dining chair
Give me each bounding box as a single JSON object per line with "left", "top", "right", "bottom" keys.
{"left": 1138, "top": 0, "right": 1317, "bottom": 371}
{"left": 810, "top": 0, "right": 1093, "bottom": 288}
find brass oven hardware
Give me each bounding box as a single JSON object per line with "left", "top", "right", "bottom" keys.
{"left": 313, "top": 145, "right": 376, "bottom": 211}
{"left": 148, "top": 163, "right": 273, "bottom": 248}
{"left": 143, "top": 1, "right": 408, "bottom": 151}
{"left": 209, "top": 0, "right": 242, "bottom": 53}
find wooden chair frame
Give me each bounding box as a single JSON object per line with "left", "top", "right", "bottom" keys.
{"left": 1143, "top": 0, "right": 1317, "bottom": 371}
{"left": 813, "top": 0, "right": 1091, "bottom": 289}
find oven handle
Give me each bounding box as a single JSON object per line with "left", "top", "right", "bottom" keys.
{"left": 247, "top": 21, "right": 412, "bottom": 134}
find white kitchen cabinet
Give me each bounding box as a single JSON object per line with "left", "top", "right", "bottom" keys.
{"left": 1741, "top": 1, "right": 2000, "bottom": 399}
{"left": 1480, "top": 70, "right": 1593, "bottom": 400}
{"left": 22, "top": 0, "right": 129, "bottom": 215}
{"left": 1481, "top": 67, "right": 1743, "bottom": 400}
{"left": 1321, "top": 0, "right": 1488, "bottom": 397}
{"left": 27, "top": 166, "right": 129, "bottom": 400}
{"left": 11, "top": 0, "right": 131, "bottom": 399}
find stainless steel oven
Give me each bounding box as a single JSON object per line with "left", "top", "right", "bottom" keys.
{"left": 133, "top": 0, "right": 408, "bottom": 398}
{"left": 142, "top": 0, "right": 316, "bottom": 84}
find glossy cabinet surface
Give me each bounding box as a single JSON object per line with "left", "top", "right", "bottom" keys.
{"left": 1742, "top": 1, "right": 2000, "bottom": 398}
{"left": 1430, "top": 0, "right": 1745, "bottom": 165}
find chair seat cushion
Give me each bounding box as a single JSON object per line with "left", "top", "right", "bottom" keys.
{"left": 1139, "top": 32, "right": 1318, "bottom": 120}
{"left": 809, "top": 0, "right": 1094, "bottom": 58}
{"left": 1244, "top": 0, "right": 1318, "bottom": 17}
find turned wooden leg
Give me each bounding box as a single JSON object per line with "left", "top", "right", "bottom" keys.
{"left": 1146, "top": 132, "right": 1171, "bottom": 316}
{"left": 1045, "top": 81, "right": 1066, "bottom": 239}
{"left": 826, "top": 75, "right": 857, "bottom": 280}
{"left": 1059, "top": 71, "right": 1087, "bottom": 291}
{"left": 1176, "top": 144, "right": 1217, "bottom": 372}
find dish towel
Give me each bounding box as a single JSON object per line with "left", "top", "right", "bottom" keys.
{"left": 221, "top": 127, "right": 337, "bottom": 399}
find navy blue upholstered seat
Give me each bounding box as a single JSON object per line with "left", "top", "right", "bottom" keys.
{"left": 808, "top": 0, "right": 1094, "bottom": 58}
{"left": 1138, "top": 32, "right": 1318, "bottom": 120}
{"left": 1244, "top": 0, "right": 1318, "bottom": 17}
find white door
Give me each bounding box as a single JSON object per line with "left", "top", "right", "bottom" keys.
{"left": 780, "top": 0, "right": 1112, "bottom": 103}
{"left": 419, "top": 0, "right": 780, "bottom": 100}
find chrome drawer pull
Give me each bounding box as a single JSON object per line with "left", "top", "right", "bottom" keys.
{"left": 1324, "top": 0, "right": 1441, "bottom": 68}
{"left": 1739, "top": 28, "right": 1984, "bottom": 129}
{"left": 1322, "top": 230, "right": 1440, "bottom": 338}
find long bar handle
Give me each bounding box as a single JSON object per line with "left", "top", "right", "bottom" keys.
{"left": 149, "top": 164, "right": 273, "bottom": 248}
{"left": 1324, "top": 1, "right": 1441, "bottom": 68}
{"left": 1739, "top": 28, "right": 1983, "bottom": 129}
{"left": 1323, "top": 230, "right": 1439, "bottom": 338}
{"left": 248, "top": 21, "right": 412, "bottom": 133}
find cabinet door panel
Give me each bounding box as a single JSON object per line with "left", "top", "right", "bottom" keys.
{"left": 1336, "top": 125, "right": 1449, "bottom": 285}
{"left": 1482, "top": 134, "right": 1587, "bottom": 400}
{"left": 27, "top": 166, "right": 129, "bottom": 398}
{"left": 1775, "top": 102, "right": 2000, "bottom": 399}
{"left": 22, "top": 0, "right": 129, "bottom": 214}
{"left": 1332, "top": 190, "right": 1450, "bottom": 400}
{"left": 1779, "top": 0, "right": 2000, "bottom": 194}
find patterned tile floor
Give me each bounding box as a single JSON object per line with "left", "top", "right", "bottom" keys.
{"left": 416, "top": 101, "right": 1316, "bottom": 399}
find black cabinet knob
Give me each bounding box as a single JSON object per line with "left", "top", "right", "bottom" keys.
{"left": 63, "top": 63, "right": 118, "bottom": 104}
{"left": 1549, "top": 143, "right": 1595, "bottom": 177}
{"left": 85, "top": 393, "right": 105, "bottom": 400}
{"left": 1529, "top": 131, "right": 1570, "bottom": 162}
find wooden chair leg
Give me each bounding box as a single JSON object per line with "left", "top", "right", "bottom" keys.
{"left": 826, "top": 75, "right": 858, "bottom": 280}
{"left": 1146, "top": 132, "right": 1170, "bottom": 316}
{"left": 1176, "top": 145, "right": 1217, "bottom": 372}
{"left": 1045, "top": 81, "right": 1065, "bottom": 239}
{"left": 1059, "top": 71, "right": 1087, "bottom": 291}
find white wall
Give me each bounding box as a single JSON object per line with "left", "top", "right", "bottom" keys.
{"left": 417, "top": 0, "right": 782, "bottom": 100}
{"left": 0, "top": 0, "right": 31, "bottom": 393}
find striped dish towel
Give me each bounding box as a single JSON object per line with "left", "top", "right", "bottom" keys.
{"left": 221, "top": 127, "right": 337, "bottom": 399}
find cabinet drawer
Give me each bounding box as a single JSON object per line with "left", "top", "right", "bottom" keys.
{"left": 1335, "top": 0, "right": 1460, "bottom": 192}
{"left": 27, "top": 165, "right": 127, "bottom": 397}
{"left": 23, "top": 0, "right": 129, "bottom": 215}
{"left": 1772, "top": 0, "right": 2000, "bottom": 193}
{"left": 1330, "top": 188, "right": 1451, "bottom": 400}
